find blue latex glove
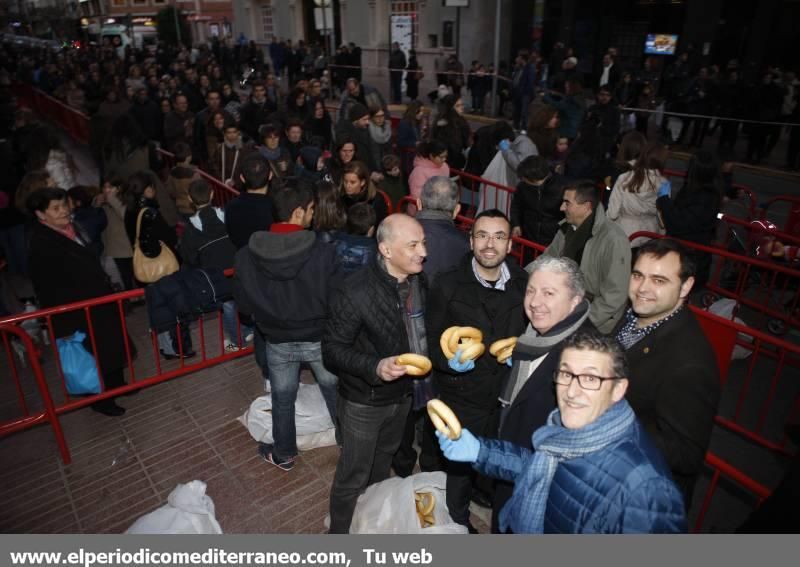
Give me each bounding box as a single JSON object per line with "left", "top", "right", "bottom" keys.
{"left": 657, "top": 180, "right": 672, "bottom": 199}
{"left": 436, "top": 429, "right": 480, "bottom": 463}
{"left": 498, "top": 139, "right": 511, "bottom": 152}
{"left": 448, "top": 349, "right": 475, "bottom": 373}
{"left": 506, "top": 357, "right": 513, "bottom": 368}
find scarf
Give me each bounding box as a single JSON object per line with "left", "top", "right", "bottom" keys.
{"left": 561, "top": 212, "right": 595, "bottom": 265}
{"left": 368, "top": 121, "right": 393, "bottom": 145}
{"left": 499, "top": 399, "right": 636, "bottom": 534}
{"left": 380, "top": 255, "right": 430, "bottom": 409}
{"left": 498, "top": 299, "right": 590, "bottom": 410}
{"left": 415, "top": 209, "right": 453, "bottom": 223}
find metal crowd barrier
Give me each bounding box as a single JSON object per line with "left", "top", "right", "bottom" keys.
{"left": 0, "top": 272, "right": 252, "bottom": 465}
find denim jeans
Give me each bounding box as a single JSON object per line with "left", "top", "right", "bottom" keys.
{"left": 265, "top": 340, "right": 338, "bottom": 461}
{"left": 328, "top": 396, "right": 412, "bottom": 533}
{"left": 221, "top": 300, "right": 253, "bottom": 346}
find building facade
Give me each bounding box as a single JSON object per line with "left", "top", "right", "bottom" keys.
{"left": 107, "top": 0, "right": 234, "bottom": 43}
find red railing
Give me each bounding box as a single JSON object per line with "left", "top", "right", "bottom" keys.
{"left": 0, "top": 323, "right": 70, "bottom": 464}
{"left": 629, "top": 230, "right": 800, "bottom": 336}
{"left": 448, "top": 167, "right": 516, "bottom": 218}
{"left": 12, "top": 83, "right": 91, "bottom": 145}
{"left": 683, "top": 307, "right": 800, "bottom": 532}
{"left": 0, "top": 273, "right": 252, "bottom": 465}
{"left": 759, "top": 195, "right": 800, "bottom": 238}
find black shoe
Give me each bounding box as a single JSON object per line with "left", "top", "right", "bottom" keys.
{"left": 160, "top": 349, "right": 197, "bottom": 360}
{"left": 470, "top": 489, "right": 493, "bottom": 509}
{"left": 91, "top": 400, "right": 126, "bottom": 417}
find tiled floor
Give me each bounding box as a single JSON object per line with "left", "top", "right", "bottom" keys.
{"left": 0, "top": 316, "right": 491, "bottom": 534}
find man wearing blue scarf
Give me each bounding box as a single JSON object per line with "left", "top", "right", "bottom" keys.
{"left": 438, "top": 330, "right": 686, "bottom": 533}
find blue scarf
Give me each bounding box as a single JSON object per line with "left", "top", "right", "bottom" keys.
{"left": 499, "top": 399, "right": 636, "bottom": 533}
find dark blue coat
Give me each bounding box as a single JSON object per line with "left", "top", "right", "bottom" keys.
{"left": 475, "top": 416, "right": 687, "bottom": 533}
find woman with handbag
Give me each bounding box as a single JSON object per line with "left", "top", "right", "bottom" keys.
{"left": 27, "top": 188, "right": 131, "bottom": 416}
{"left": 123, "top": 171, "right": 192, "bottom": 360}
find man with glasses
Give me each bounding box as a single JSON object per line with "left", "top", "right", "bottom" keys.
{"left": 438, "top": 330, "right": 686, "bottom": 533}
{"left": 425, "top": 209, "right": 528, "bottom": 532}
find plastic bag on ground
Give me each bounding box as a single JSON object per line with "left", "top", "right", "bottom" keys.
{"left": 350, "top": 471, "right": 468, "bottom": 534}
{"left": 125, "top": 480, "right": 223, "bottom": 534}
{"left": 238, "top": 383, "right": 336, "bottom": 451}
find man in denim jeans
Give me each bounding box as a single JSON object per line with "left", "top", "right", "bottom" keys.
{"left": 234, "top": 179, "right": 341, "bottom": 471}
{"left": 323, "top": 214, "right": 428, "bottom": 533}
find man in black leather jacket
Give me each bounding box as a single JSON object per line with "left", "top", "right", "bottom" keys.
{"left": 323, "top": 214, "right": 428, "bottom": 533}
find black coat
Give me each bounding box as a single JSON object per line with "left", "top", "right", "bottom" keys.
{"left": 225, "top": 192, "right": 275, "bottom": 250}
{"left": 426, "top": 256, "right": 528, "bottom": 413}
{"left": 617, "top": 307, "right": 720, "bottom": 501}
{"left": 417, "top": 214, "right": 470, "bottom": 284}
{"left": 27, "top": 222, "right": 127, "bottom": 376}
{"left": 657, "top": 188, "right": 719, "bottom": 286}
{"left": 493, "top": 304, "right": 595, "bottom": 529}
{"left": 180, "top": 207, "right": 237, "bottom": 270}
{"left": 322, "top": 257, "right": 425, "bottom": 406}
{"left": 510, "top": 176, "right": 565, "bottom": 246}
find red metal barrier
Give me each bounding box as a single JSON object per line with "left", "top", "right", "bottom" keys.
{"left": 0, "top": 273, "right": 252, "bottom": 464}
{"left": 12, "top": 83, "right": 90, "bottom": 145}
{"left": 630, "top": 231, "right": 800, "bottom": 336}
{"left": 0, "top": 323, "right": 71, "bottom": 464}
{"left": 688, "top": 307, "right": 799, "bottom": 532}
{"left": 448, "top": 167, "right": 517, "bottom": 217}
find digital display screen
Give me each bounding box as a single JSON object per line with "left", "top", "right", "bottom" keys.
{"left": 644, "top": 34, "right": 679, "bottom": 55}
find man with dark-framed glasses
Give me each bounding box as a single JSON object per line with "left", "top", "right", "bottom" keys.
{"left": 438, "top": 330, "right": 686, "bottom": 533}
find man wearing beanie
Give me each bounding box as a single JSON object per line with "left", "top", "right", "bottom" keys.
{"left": 335, "top": 102, "right": 378, "bottom": 171}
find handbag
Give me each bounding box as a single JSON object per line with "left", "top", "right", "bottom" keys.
{"left": 57, "top": 331, "right": 101, "bottom": 395}
{"left": 132, "top": 208, "right": 179, "bottom": 284}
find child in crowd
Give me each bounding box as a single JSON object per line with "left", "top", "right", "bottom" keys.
{"left": 180, "top": 179, "right": 251, "bottom": 352}
{"left": 550, "top": 136, "right": 570, "bottom": 174}
{"left": 376, "top": 154, "right": 407, "bottom": 208}
{"left": 331, "top": 202, "right": 377, "bottom": 274}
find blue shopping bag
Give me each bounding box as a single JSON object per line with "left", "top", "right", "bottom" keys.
{"left": 57, "top": 331, "right": 101, "bottom": 395}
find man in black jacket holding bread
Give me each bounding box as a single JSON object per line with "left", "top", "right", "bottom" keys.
{"left": 323, "top": 213, "right": 428, "bottom": 534}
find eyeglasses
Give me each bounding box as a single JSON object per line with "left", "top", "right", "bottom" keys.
{"left": 553, "top": 370, "right": 618, "bottom": 391}
{"left": 471, "top": 232, "right": 509, "bottom": 243}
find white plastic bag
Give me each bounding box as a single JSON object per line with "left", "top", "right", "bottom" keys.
{"left": 350, "top": 472, "right": 468, "bottom": 534}
{"left": 125, "top": 480, "right": 223, "bottom": 534}
{"left": 477, "top": 151, "right": 515, "bottom": 215}
{"left": 238, "top": 383, "right": 337, "bottom": 451}
{"left": 707, "top": 298, "right": 753, "bottom": 360}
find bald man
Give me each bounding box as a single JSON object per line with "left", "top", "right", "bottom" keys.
{"left": 323, "top": 214, "right": 428, "bottom": 533}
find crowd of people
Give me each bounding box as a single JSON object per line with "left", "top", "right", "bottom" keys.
{"left": 0, "top": 33, "right": 781, "bottom": 533}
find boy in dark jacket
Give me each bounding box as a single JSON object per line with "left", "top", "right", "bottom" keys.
{"left": 376, "top": 154, "right": 407, "bottom": 208}
{"left": 225, "top": 155, "right": 275, "bottom": 249}
{"left": 181, "top": 179, "right": 248, "bottom": 351}
{"left": 234, "top": 180, "right": 341, "bottom": 471}
{"left": 510, "top": 155, "right": 565, "bottom": 247}
{"left": 330, "top": 202, "right": 377, "bottom": 274}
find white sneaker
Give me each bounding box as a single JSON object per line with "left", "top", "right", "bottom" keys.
{"left": 244, "top": 332, "right": 254, "bottom": 343}
{"left": 224, "top": 340, "right": 242, "bottom": 353}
